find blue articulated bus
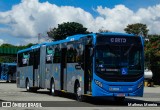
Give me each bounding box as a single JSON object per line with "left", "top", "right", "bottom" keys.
{"left": 0, "top": 63, "right": 17, "bottom": 82}
{"left": 17, "top": 32, "right": 144, "bottom": 101}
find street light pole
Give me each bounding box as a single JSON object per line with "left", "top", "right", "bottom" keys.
{"left": 38, "top": 33, "right": 41, "bottom": 44}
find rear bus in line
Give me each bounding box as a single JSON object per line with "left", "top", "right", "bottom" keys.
{"left": 0, "top": 63, "right": 17, "bottom": 82}
{"left": 17, "top": 33, "right": 144, "bottom": 101}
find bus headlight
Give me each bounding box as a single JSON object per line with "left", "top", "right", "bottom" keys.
{"left": 94, "top": 79, "right": 103, "bottom": 88}
{"left": 137, "top": 81, "right": 143, "bottom": 88}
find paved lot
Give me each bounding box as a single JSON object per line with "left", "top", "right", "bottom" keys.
{"left": 0, "top": 81, "right": 160, "bottom": 110}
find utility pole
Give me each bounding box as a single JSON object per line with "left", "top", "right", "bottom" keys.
{"left": 38, "top": 33, "right": 41, "bottom": 44}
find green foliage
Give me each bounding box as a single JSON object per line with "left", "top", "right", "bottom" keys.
{"left": 124, "top": 23, "right": 149, "bottom": 37}
{"left": 18, "top": 43, "right": 35, "bottom": 49}
{"left": 124, "top": 23, "right": 160, "bottom": 84}
{"left": 0, "top": 55, "right": 16, "bottom": 63}
{"left": 0, "top": 43, "right": 35, "bottom": 63}
{"left": 47, "top": 22, "right": 89, "bottom": 41}
{"left": 0, "top": 43, "right": 15, "bottom": 47}
{"left": 0, "top": 43, "right": 34, "bottom": 48}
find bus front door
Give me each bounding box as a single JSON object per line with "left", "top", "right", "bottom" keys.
{"left": 32, "top": 48, "right": 40, "bottom": 88}
{"left": 84, "top": 45, "right": 92, "bottom": 94}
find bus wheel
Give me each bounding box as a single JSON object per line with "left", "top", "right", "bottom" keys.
{"left": 75, "top": 83, "right": 84, "bottom": 102}
{"left": 26, "top": 79, "right": 30, "bottom": 92}
{"left": 50, "top": 80, "right": 56, "bottom": 96}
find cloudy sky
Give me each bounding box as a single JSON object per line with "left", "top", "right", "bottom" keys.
{"left": 0, "top": 0, "right": 160, "bottom": 45}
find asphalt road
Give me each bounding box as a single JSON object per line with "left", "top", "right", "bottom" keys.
{"left": 0, "top": 81, "right": 160, "bottom": 110}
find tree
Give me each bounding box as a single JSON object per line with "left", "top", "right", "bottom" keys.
{"left": 0, "top": 43, "right": 15, "bottom": 47}
{"left": 145, "top": 35, "right": 160, "bottom": 84}
{"left": 0, "top": 43, "right": 35, "bottom": 63}
{"left": 18, "top": 43, "right": 35, "bottom": 48}
{"left": 47, "top": 22, "right": 89, "bottom": 41}
{"left": 124, "top": 23, "right": 149, "bottom": 37}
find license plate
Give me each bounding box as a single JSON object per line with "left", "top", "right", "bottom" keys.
{"left": 117, "top": 93, "right": 125, "bottom": 97}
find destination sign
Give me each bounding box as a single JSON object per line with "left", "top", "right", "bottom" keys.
{"left": 110, "top": 38, "right": 126, "bottom": 43}
{"left": 96, "top": 35, "right": 141, "bottom": 45}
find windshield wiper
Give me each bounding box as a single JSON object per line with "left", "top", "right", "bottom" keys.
{"left": 124, "top": 44, "right": 134, "bottom": 56}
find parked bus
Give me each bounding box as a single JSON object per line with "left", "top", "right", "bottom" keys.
{"left": 0, "top": 63, "right": 17, "bottom": 82}
{"left": 17, "top": 33, "right": 144, "bottom": 101}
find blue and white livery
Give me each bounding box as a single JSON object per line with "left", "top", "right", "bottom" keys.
{"left": 17, "top": 32, "right": 144, "bottom": 101}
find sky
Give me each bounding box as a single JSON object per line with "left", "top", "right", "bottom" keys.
{"left": 0, "top": 0, "right": 160, "bottom": 45}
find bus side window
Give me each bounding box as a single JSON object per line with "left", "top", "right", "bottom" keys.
{"left": 67, "top": 47, "right": 73, "bottom": 63}
{"left": 67, "top": 43, "right": 72, "bottom": 63}
{"left": 67, "top": 42, "right": 77, "bottom": 63}
{"left": 53, "top": 46, "right": 61, "bottom": 63}
{"left": 76, "top": 43, "right": 83, "bottom": 63}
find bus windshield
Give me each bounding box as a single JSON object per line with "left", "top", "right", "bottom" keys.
{"left": 95, "top": 44, "right": 142, "bottom": 74}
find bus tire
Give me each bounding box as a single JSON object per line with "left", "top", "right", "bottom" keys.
{"left": 50, "top": 79, "right": 56, "bottom": 96}
{"left": 75, "top": 82, "right": 84, "bottom": 102}
{"left": 26, "top": 79, "right": 31, "bottom": 92}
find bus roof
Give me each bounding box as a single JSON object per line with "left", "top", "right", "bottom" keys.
{"left": 45, "top": 34, "right": 90, "bottom": 46}
{"left": 17, "top": 42, "right": 47, "bottom": 54}
{"left": 17, "top": 32, "right": 142, "bottom": 54}
{"left": 97, "top": 32, "right": 137, "bottom": 37}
